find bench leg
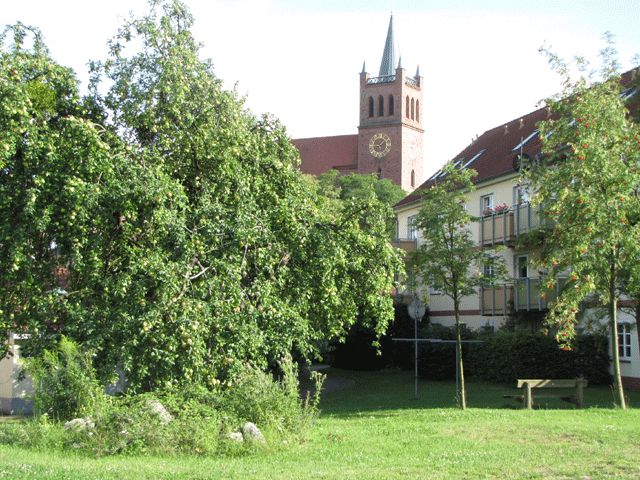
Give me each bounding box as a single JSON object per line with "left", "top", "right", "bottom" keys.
{"left": 576, "top": 380, "right": 584, "bottom": 409}
{"left": 524, "top": 382, "right": 532, "bottom": 409}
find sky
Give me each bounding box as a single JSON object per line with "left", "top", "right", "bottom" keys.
{"left": 3, "top": 0, "right": 640, "bottom": 177}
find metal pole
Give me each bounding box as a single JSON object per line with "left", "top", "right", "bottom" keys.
{"left": 414, "top": 313, "right": 418, "bottom": 398}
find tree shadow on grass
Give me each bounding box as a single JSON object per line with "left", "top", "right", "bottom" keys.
{"left": 315, "top": 368, "right": 634, "bottom": 418}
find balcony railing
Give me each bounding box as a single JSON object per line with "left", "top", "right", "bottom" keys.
{"left": 480, "top": 277, "right": 567, "bottom": 315}
{"left": 367, "top": 75, "right": 396, "bottom": 85}
{"left": 480, "top": 285, "right": 513, "bottom": 316}
{"left": 392, "top": 238, "right": 417, "bottom": 254}
{"left": 405, "top": 77, "right": 419, "bottom": 88}
{"left": 480, "top": 202, "right": 547, "bottom": 246}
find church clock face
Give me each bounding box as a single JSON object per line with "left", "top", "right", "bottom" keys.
{"left": 369, "top": 133, "right": 391, "bottom": 158}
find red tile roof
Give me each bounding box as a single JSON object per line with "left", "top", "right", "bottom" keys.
{"left": 395, "top": 68, "right": 640, "bottom": 209}
{"left": 292, "top": 134, "right": 358, "bottom": 176}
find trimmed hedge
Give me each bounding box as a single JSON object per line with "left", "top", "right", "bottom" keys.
{"left": 417, "top": 324, "right": 478, "bottom": 380}
{"left": 331, "top": 310, "right": 610, "bottom": 386}
{"left": 416, "top": 327, "right": 609, "bottom": 385}
{"left": 467, "top": 331, "right": 610, "bottom": 385}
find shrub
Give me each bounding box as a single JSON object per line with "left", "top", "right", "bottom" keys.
{"left": 330, "top": 304, "right": 427, "bottom": 371}
{"left": 466, "top": 331, "right": 610, "bottom": 384}
{"left": 222, "top": 356, "right": 324, "bottom": 438}
{"left": 414, "top": 327, "right": 609, "bottom": 384}
{"left": 417, "top": 324, "right": 478, "bottom": 380}
{"left": 25, "top": 336, "right": 106, "bottom": 421}
{"left": 330, "top": 321, "right": 388, "bottom": 370}
{"left": 3, "top": 354, "right": 324, "bottom": 457}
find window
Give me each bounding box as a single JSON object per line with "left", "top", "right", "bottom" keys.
{"left": 389, "top": 95, "right": 394, "bottom": 115}
{"left": 514, "top": 185, "right": 530, "bottom": 205}
{"left": 511, "top": 130, "right": 539, "bottom": 152}
{"left": 619, "top": 323, "right": 632, "bottom": 360}
{"left": 407, "top": 215, "right": 417, "bottom": 240}
{"left": 377, "top": 167, "right": 383, "bottom": 179}
{"left": 410, "top": 169, "right": 415, "bottom": 187}
{"left": 620, "top": 87, "right": 637, "bottom": 101}
{"left": 516, "top": 255, "right": 528, "bottom": 279}
{"left": 483, "top": 264, "right": 495, "bottom": 284}
{"left": 462, "top": 149, "right": 485, "bottom": 169}
{"left": 480, "top": 194, "right": 494, "bottom": 215}
{"left": 406, "top": 96, "right": 410, "bottom": 118}
{"left": 411, "top": 98, "right": 415, "bottom": 120}
{"left": 416, "top": 100, "right": 420, "bottom": 122}
{"left": 378, "top": 95, "right": 384, "bottom": 116}
{"left": 368, "top": 96, "right": 374, "bottom": 117}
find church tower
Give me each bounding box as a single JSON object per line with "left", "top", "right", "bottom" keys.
{"left": 357, "top": 14, "right": 424, "bottom": 192}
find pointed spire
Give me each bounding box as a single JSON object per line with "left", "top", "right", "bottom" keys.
{"left": 397, "top": 55, "right": 402, "bottom": 69}
{"left": 361, "top": 60, "right": 366, "bottom": 74}
{"left": 415, "top": 65, "right": 420, "bottom": 78}
{"left": 378, "top": 13, "right": 397, "bottom": 77}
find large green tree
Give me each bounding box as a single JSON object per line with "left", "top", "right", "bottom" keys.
{"left": 316, "top": 170, "right": 406, "bottom": 238}
{"left": 1, "top": 1, "right": 402, "bottom": 391}
{"left": 526, "top": 45, "right": 640, "bottom": 408}
{"left": 410, "top": 162, "right": 504, "bottom": 409}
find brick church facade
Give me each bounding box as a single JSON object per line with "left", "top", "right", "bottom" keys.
{"left": 293, "top": 15, "right": 425, "bottom": 192}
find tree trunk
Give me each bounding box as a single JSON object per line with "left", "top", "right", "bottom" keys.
{"left": 454, "top": 298, "right": 467, "bottom": 410}
{"left": 609, "top": 255, "right": 626, "bottom": 409}
{"left": 610, "top": 296, "right": 627, "bottom": 409}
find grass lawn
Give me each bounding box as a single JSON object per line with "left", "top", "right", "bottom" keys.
{"left": 1, "top": 369, "right": 640, "bottom": 479}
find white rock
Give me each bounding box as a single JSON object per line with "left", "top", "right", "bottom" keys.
{"left": 241, "top": 422, "right": 265, "bottom": 443}
{"left": 227, "top": 431, "right": 244, "bottom": 443}
{"left": 64, "top": 417, "right": 95, "bottom": 431}
{"left": 146, "top": 399, "right": 173, "bottom": 424}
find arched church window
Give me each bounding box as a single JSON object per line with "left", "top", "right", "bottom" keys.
{"left": 377, "top": 168, "right": 383, "bottom": 179}
{"left": 411, "top": 98, "right": 415, "bottom": 120}
{"left": 378, "top": 95, "right": 384, "bottom": 117}
{"left": 389, "top": 95, "right": 394, "bottom": 115}
{"left": 411, "top": 169, "right": 415, "bottom": 187}
{"left": 368, "top": 96, "right": 374, "bottom": 118}
{"left": 416, "top": 100, "right": 420, "bottom": 122}
{"left": 406, "top": 96, "right": 410, "bottom": 118}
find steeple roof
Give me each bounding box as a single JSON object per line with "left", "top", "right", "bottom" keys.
{"left": 378, "top": 14, "right": 396, "bottom": 77}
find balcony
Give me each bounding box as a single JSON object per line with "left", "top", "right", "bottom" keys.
{"left": 480, "top": 277, "right": 567, "bottom": 315}
{"left": 513, "top": 277, "right": 566, "bottom": 311}
{"left": 480, "top": 203, "right": 547, "bottom": 246}
{"left": 480, "top": 209, "right": 514, "bottom": 246}
{"left": 480, "top": 285, "right": 513, "bottom": 316}
{"left": 392, "top": 238, "right": 417, "bottom": 255}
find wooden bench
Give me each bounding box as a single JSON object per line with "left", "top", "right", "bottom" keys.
{"left": 504, "top": 378, "right": 588, "bottom": 409}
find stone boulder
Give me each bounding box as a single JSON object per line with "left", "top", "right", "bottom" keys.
{"left": 145, "top": 399, "right": 173, "bottom": 424}
{"left": 241, "top": 422, "right": 265, "bottom": 443}
{"left": 226, "top": 431, "right": 244, "bottom": 443}
{"left": 63, "top": 417, "right": 95, "bottom": 432}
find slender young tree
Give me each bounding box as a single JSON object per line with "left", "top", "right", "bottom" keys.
{"left": 411, "top": 162, "right": 504, "bottom": 409}
{"left": 526, "top": 43, "right": 640, "bottom": 408}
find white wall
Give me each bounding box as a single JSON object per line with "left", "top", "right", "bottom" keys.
{"left": 0, "top": 334, "right": 34, "bottom": 415}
